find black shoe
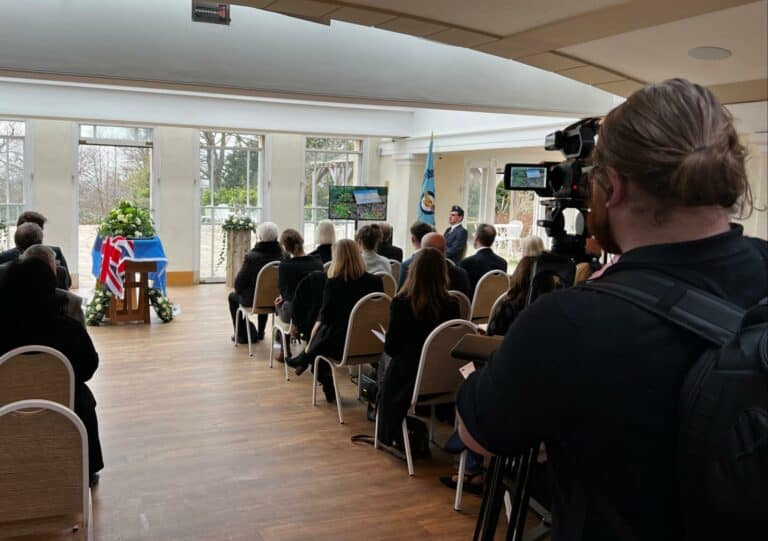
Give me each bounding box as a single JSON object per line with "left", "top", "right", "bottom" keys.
{"left": 89, "top": 473, "right": 100, "bottom": 488}
{"left": 286, "top": 352, "right": 309, "bottom": 369}
{"left": 323, "top": 385, "right": 336, "bottom": 404}
{"left": 440, "top": 472, "right": 484, "bottom": 496}
{"left": 236, "top": 337, "right": 251, "bottom": 345}
{"left": 258, "top": 330, "right": 265, "bottom": 341}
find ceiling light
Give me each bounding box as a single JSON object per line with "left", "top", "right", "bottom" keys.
{"left": 688, "top": 46, "right": 732, "bottom": 61}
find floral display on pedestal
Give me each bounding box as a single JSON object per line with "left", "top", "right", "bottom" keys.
{"left": 218, "top": 213, "right": 256, "bottom": 266}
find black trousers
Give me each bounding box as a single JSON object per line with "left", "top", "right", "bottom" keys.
{"left": 76, "top": 385, "right": 104, "bottom": 476}
{"left": 228, "top": 292, "right": 268, "bottom": 341}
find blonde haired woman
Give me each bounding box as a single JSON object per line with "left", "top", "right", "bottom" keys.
{"left": 309, "top": 220, "right": 335, "bottom": 264}
{"left": 521, "top": 235, "right": 545, "bottom": 257}
{"left": 287, "top": 239, "right": 383, "bottom": 402}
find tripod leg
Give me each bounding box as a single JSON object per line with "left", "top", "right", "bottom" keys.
{"left": 474, "top": 456, "right": 508, "bottom": 541}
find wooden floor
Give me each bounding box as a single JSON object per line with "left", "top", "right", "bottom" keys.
{"left": 85, "top": 284, "right": 482, "bottom": 541}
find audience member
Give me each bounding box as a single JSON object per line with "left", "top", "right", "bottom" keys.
{"left": 275, "top": 229, "right": 323, "bottom": 325}
{"left": 420, "top": 232, "right": 472, "bottom": 298}
{"left": 486, "top": 256, "right": 556, "bottom": 337}
{"left": 397, "top": 221, "right": 435, "bottom": 287}
{"left": 290, "top": 270, "right": 327, "bottom": 341}
{"left": 520, "top": 235, "right": 545, "bottom": 257}
{"left": 377, "top": 248, "right": 460, "bottom": 447}
{"left": 0, "top": 222, "right": 71, "bottom": 290}
{"left": 0, "top": 258, "right": 103, "bottom": 485}
{"left": 228, "top": 222, "right": 283, "bottom": 344}
{"left": 444, "top": 205, "right": 468, "bottom": 264}
{"left": 0, "top": 211, "right": 71, "bottom": 288}
{"left": 309, "top": 220, "right": 335, "bottom": 264}
{"left": 286, "top": 239, "right": 383, "bottom": 402}
{"left": 356, "top": 223, "right": 391, "bottom": 275}
{"left": 456, "top": 79, "right": 768, "bottom": 540}
{"left": 459, "top": 224, "right": 508, "bottom": 295}
{"left": 377, "top": 222, "right": 403, "bottom": 262}
{"left": 23, "top": 245, "right": 85, "bottom": 326}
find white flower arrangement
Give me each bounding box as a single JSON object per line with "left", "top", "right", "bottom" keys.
{"left": 86, "top": 284, "right": 174, "bottom": 325}
{"left": 98, "top": 200, "right": 155, "bottom": 238}
{"left": 218, "top": 213, "right": 257, "bottom": 267}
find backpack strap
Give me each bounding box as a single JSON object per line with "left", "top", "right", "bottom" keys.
{"left": 580, "top": 270, "right": 746, "bottom": 347}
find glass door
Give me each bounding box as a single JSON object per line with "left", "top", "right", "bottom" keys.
{"left": 199, "top": 132, "right": 262, "bottom": 282}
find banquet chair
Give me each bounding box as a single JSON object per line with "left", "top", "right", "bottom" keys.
{"left": 235, "top": 261, "right": 280, "bottom": 357}
{"left": 469, "top": 270, "right": 510, "bottom": 324}
{"left": 0, "top": 346, "right": 75, "bottom": 409}
{"left": 270, "top": 317, "right": 295, "bottom": 381}
{"left": 376, "top": 271, "right": 397, "bottom": 298}
{"left": 389, "top": 259, "right": 401, "bottom": 281}
{"left": 312, "top": 292, "right": 391, "bottom": 424}
{"left": 448, "top": 290, "right": 471, "bottom": 321}
{"left": 374, "top": 319, "right": 478, "bottom": 486}
{"left": 0, "top": 399, "right": 92, "bottom": 540}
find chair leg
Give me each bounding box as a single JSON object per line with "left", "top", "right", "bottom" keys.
{"left": 455, "top": 450, "right": 467, "bottom": 511}
{"left": 330, "top": 366, "right": 343, "bottom": 424}
{"left": 312, "top": 357, "right": 319, "bottom": 406}
{"left": 374, "top": 409, "right": 380, "bottom": 449}
{"left": 244, "top": 313, "right": 253, "bottom": 357}
{"left": 234, "top": 308, "right": 241, "bottom": 348}
{"left": 402, "top": 418, "right": 414, "bottom": 476}
{"left": 283, "top": 339, "right": 290, "bottom": 382}
{"left": 269, "top": 325, "right": 276, "bottom": 365}
{"left": 357, "top": 365, "right": 362, "bottom": 400}
{"left": 429, "top": 405, "right": 435, "bottom": 443}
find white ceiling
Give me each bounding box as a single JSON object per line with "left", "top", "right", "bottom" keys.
{"left": 325, "top": 0, "right": 627, "bottom": 36}
{"left": 561, "top": 1, "right": 768, "bottom": 86}
{"left": 0, "top": 0, "right": 617, "bottom": 116}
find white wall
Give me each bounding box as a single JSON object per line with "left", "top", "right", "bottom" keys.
{"left": 738, "top": 138, "right": 768, "bottom": 240}
{"left": 27, "top": 119, "right": 77, "bottom": 272}
{"left": 265, "top": 134, "right": 304, "bottom": 234}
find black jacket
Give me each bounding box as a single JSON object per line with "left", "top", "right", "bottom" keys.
{"left": 292, "top": 270, "right": 327, "bottom": 338}
{"left": 459, "top": 247, "right": 508, "bottom": 297}
{"left": 234, "top": 241, "right": 283, "bottom": 305}
{"left": 0, "top": 246, "right": 71, "bottom": 289}
{"left": 378, "top": 242, "right": 403, "bottom": 263}
{"left": 309, "top": 244, "right": 333, "bottom": 264}
{"left": 378, "top": 295, "right": 461, "bottom": 444}
{"left": 457, "top": 225, "right": 768, "bottom": 541}
{"left": 278, "top": 254, "right": 324, "bottom": 303}
{"left": 444, "top": 224, "right": 468, "bottom": 264}
{"left": 398, "top": 254, "right": 471, "bottom": 299}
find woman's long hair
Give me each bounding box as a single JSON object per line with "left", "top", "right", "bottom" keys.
{"left": 328, "top": 239, "right": 366, "bottom": 281}
{"left": 504, "top": 256, "right": 555, "bottom": 312}
{"left": 399, "top": 247, "right": 452, "bottom": 320}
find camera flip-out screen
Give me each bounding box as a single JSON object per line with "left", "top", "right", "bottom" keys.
{"left": 505, "top": 164, "right": 548, "bottom": 190}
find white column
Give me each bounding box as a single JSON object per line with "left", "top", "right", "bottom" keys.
{"left": 383, "top": 154, "right": 426, "bottom": 257}
{"left": 264, "top": 133, "right": 304, "bottom": 233}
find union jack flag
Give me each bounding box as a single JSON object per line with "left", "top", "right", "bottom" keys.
{"left": 99, "top": 236, "right": 135, "bottom": 298}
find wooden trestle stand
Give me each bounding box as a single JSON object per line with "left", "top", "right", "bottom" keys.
{"left": 106, "top": 260, "right": 157, "bottom": 324}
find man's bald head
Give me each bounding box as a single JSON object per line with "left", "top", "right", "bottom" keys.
{"left": 421, "top": 232, "right": 446, "bottom": 253}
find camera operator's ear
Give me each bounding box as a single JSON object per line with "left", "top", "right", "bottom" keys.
{"left": 604, "top": 168, "right": 624, "bottom": 208}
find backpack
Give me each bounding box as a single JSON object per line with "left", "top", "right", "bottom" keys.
{"left": 580, "top": 270, "right": 768, "bottom": 539}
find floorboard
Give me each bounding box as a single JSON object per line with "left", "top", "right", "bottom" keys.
{"left": 84, "top": 284, "right": 482, "bottom": 540}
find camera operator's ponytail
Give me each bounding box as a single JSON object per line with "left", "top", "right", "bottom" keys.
{"left": 594, "top": 78, "right": 753, "bottom": 219}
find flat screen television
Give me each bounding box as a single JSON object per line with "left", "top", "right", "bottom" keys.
{"left": 328, "top": 186, "right": 388, "bottom": 221}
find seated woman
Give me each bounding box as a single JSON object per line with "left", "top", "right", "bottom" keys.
{"left": 486, "top": 255, "right": 556, "bottom": 337}
{"left": 0, "top": 258, "right": 103, "bottom": 486}
{"left": 356, "top": 224, "right": 391, "bottom": 275}
{"left": 275, "top": 229, "right": 323, "bottom": 325}
{"left": 308, "top": 220, "right": 335, "bottom": 264}
{"left": 377, "top": 248, "right": 460, "bottom": 448}
{"left": 229, "top": 222, "right": 283, "bottom": 343}
{"left": 287, "top": 239, "right": 383, "bottom": 402}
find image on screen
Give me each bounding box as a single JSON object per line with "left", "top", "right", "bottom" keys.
{"left": 329, "top": 186, "right": 388, "bottom": 220}
{"left": 509, "top": 166, "right": 548, "bottom": 189}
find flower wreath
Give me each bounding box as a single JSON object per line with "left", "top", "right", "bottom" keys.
{"left": 85, "top": 285, "right": 173, "bottom": 325}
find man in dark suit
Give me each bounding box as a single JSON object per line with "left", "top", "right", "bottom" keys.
{"left": 460, "top": 223, "right": 508, "bottom": 296}
{"left": 421, "top": 232, "right": 472, "bottom": 298}
{"left": 0, "top": 210, "right": 71, "bottom": 288}
{"left": 397, "top": 221, "right": 435, "bottom": 288}
{"left": 377, "top": 222, "right": 403, "bottom": 262}
{"left": 444, "top": 205, "right": 468, "bottom": 264}
{"left": 0, "top": 222, "right": 70, "bottom": 290}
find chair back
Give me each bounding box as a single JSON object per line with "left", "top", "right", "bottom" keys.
{"left": 487, "top": 292, "right": 508, "bottom": 331}
{"left": 323, "top": 261, "right": 332, "bottom": 273}
{"left": 448, "top": 290, "right": 471, "bottom": 321}
{"left": 0, "top": 346, "right": 75, "bottom": 409}
{"left": 340, "top": 292, "right": 392, "bottom": 366}
{"left": 389, "top": 259, "right": 401, "bottom": 281}
{"left": 507, "top": 220, "right": 524, "bottom": 239}
{"left": 0, "top": 399, "right": 89, "bottom": 536}
{"left": 376, "top": 271, "right": 397, "bottom": 298}
{"left": 470, "top": 270, "right": 510, "bottom": 324}
{"left": 252, "top": 261, "right": 280, "bottom": 311}
{"left": 411, "top": 319, "right": 478, "bottom": 406}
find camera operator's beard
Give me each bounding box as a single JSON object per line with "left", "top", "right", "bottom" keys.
{"left": 587, "top": 187, "right": 623, "bottom": 255}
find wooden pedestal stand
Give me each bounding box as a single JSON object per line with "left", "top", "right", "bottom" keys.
{"left": 107, "top": 260, "right": 157, "bottom": 324}
{"left": 226, "top": 230, "right": 252, "bottom": 288}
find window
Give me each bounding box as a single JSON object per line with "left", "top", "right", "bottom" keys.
{"left": 78, "top": 124, "right": 153, "bottom": 288}
{"left": 303, "top": 137, "right": 362, "bottom": 247}
{"left": 494, "top": 169, "right": 538, "bottom": 263}
{"left": 0, "top": 120, "right": 26, "bottom": 249}
{"left": 199, "top": 131, "right": 263, "bottom": 281}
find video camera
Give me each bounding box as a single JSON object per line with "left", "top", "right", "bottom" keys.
{"left": 503, "top": 117, "right": 600, "bottom": 261}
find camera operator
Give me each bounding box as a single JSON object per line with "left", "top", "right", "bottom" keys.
{"left": 456, "top": 78, "right": 768, "bottom": 540}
